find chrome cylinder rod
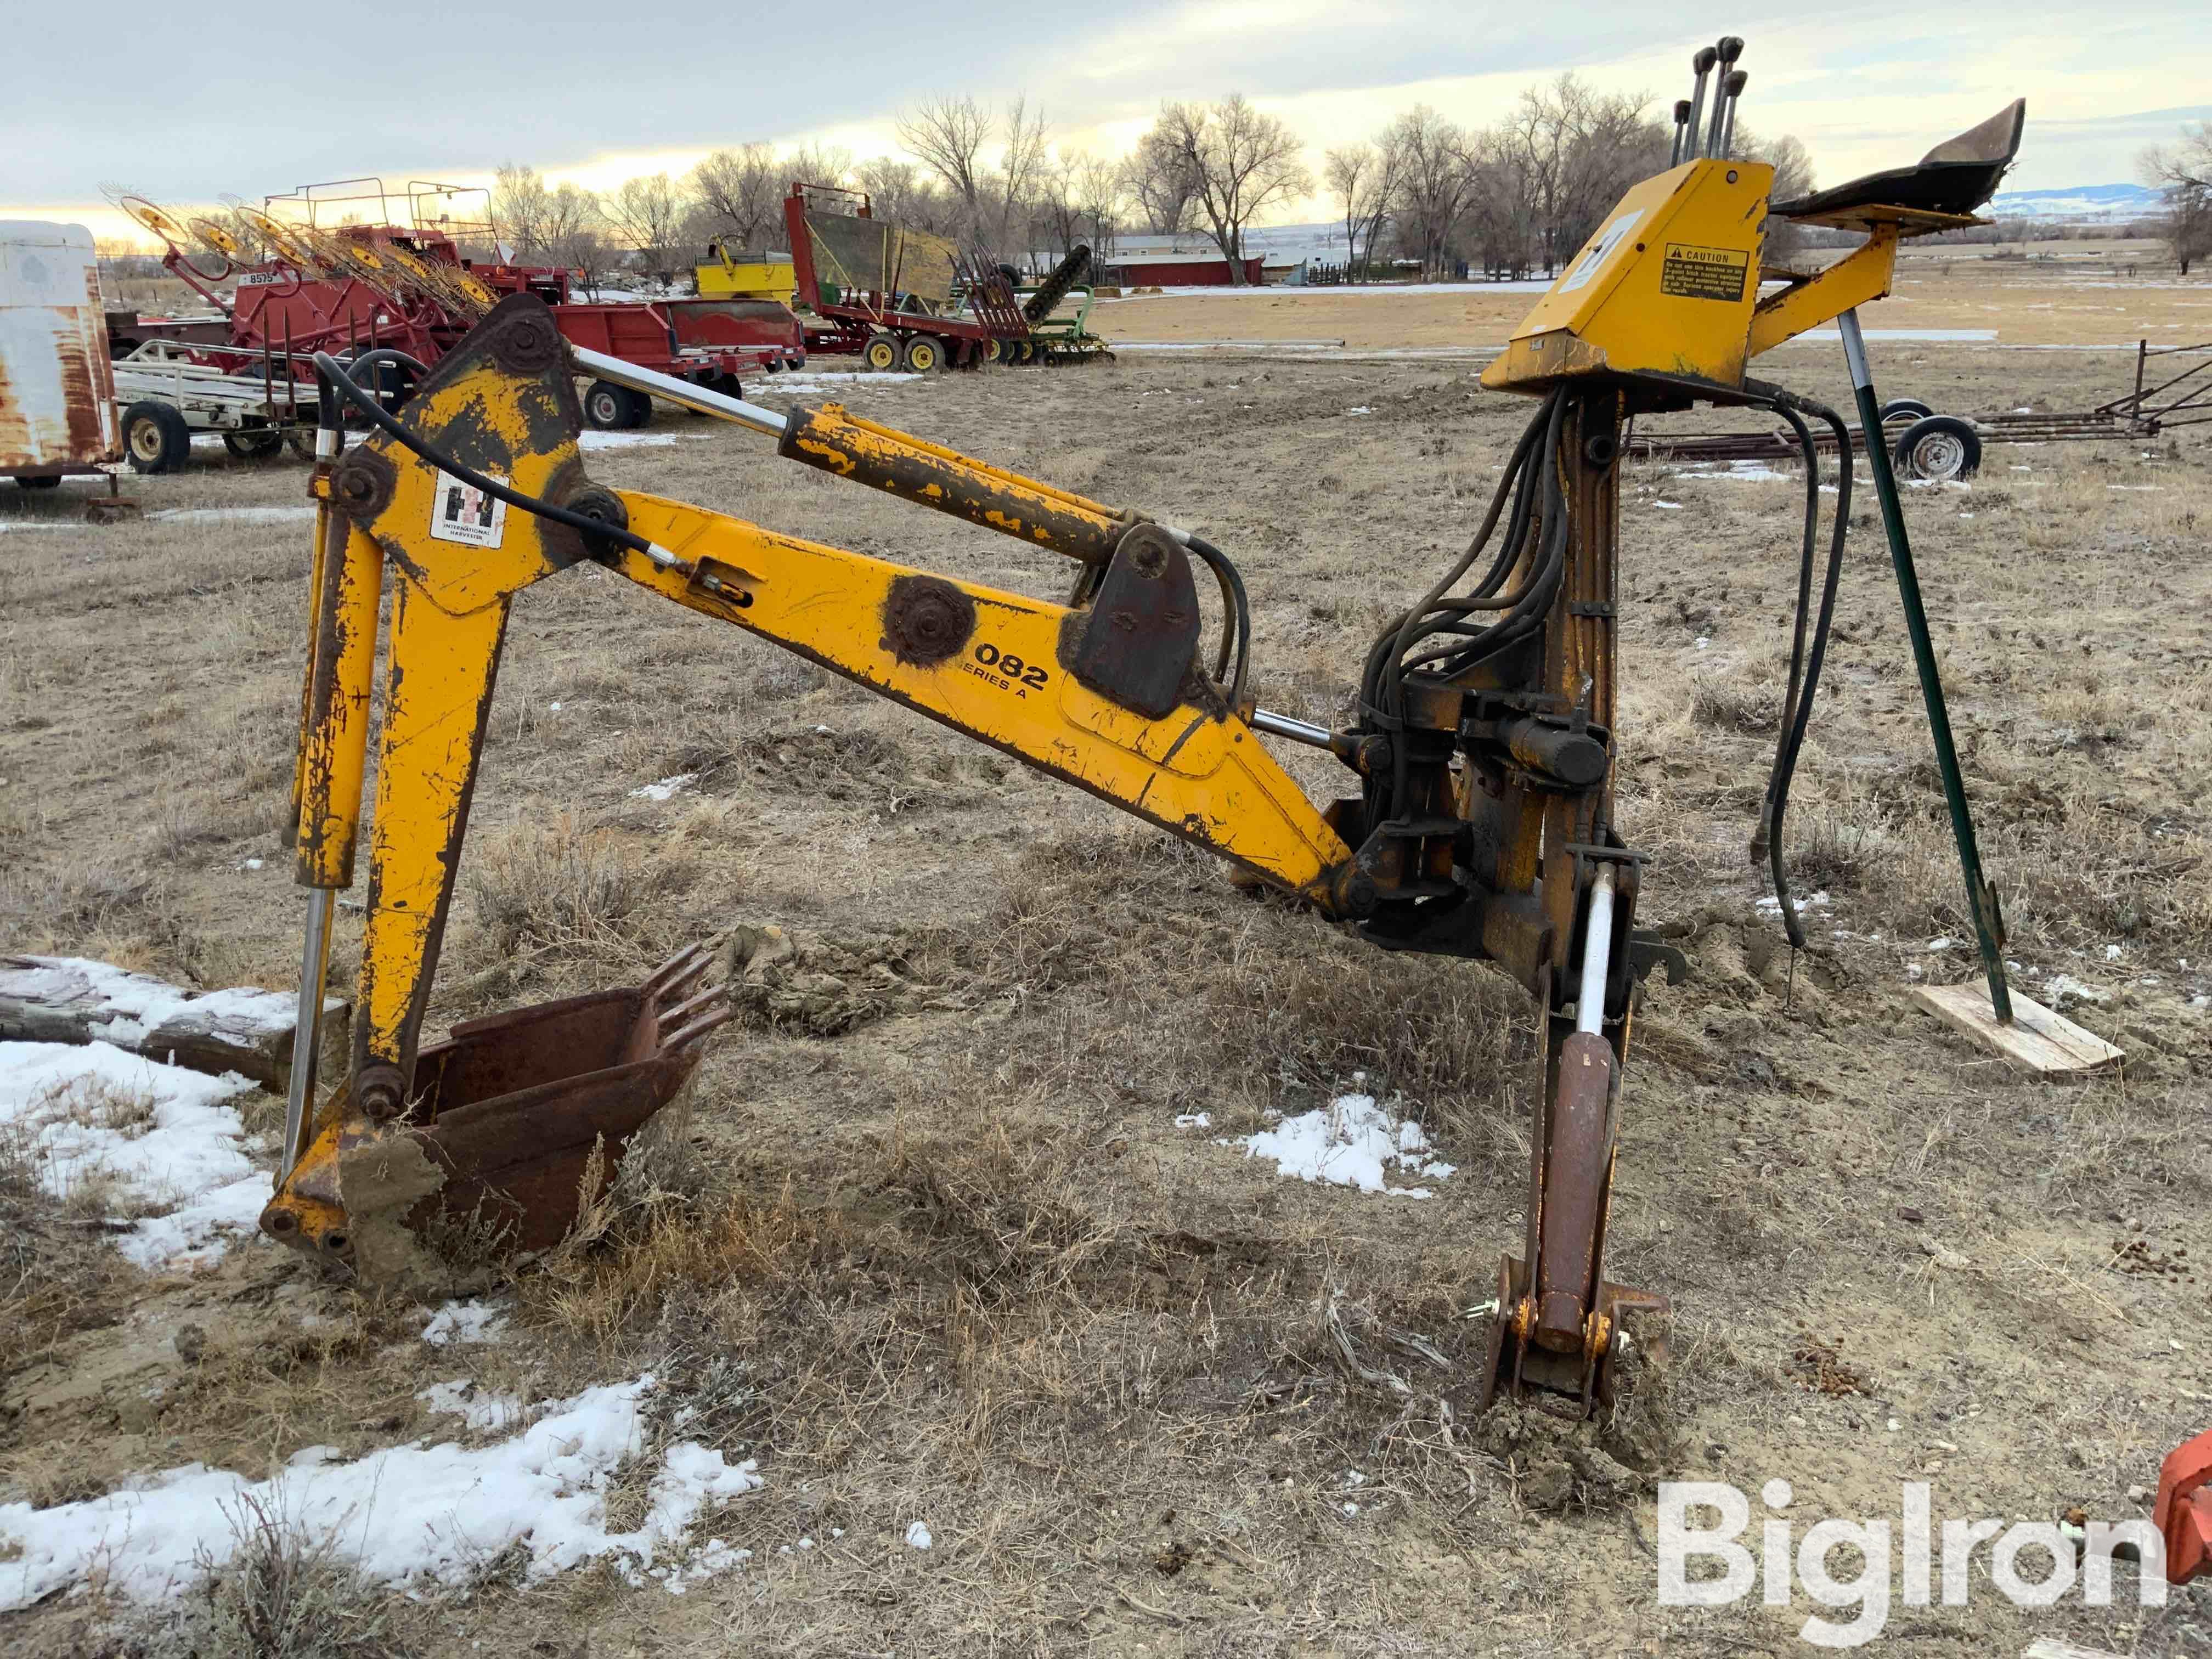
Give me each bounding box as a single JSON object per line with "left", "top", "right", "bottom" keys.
{"left": 567, "top": 346, "right": 789, "bottom": 438}
{"left": 1250, "top": 708, "right": 1331, "bottom": 746}
{"left": 1575, "top": 864, "right": 1617, "bottom": 1035}
{"left": 281, "top": 889, "right": 334, "bottom": 1174}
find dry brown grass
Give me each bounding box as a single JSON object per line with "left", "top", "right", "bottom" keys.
{"left": 3, "top": 304, "right": 2208, "bottom": 1655}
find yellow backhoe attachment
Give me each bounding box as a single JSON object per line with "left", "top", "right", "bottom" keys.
{"left": 261, "top": 53, "right": 2026, "bottom": 1425}
{"left": 265, "top": 296, "right": 1356, "bottom": 1282}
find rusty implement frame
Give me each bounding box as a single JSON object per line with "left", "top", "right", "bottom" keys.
{"left": 1625, "top": 338, "right": 2212, "bottom": 465}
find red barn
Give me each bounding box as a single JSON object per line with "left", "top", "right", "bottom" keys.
{"left": 1104, "top": 250, "right": 1266, "bottom": 287}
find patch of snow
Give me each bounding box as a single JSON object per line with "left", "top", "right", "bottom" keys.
{"left": 1672, "top": 460, "right": 1793, "bottom": 483}
{"left": 145, "top": 505, "right": 318, "bottom": 526}
{"left": 1754, "top": 890, "right": 1830, "bottom": 916}
{"left": 0, "top": 1374, "right": 763, "bottom": 1609}
{"left": 1232, "top": 1093, "right": 1453, "bottom": 1199}
{"left": 120, "top": 1176, "right": 272, "bottom": 1272}
{"left": 1173, "top": 1112, "right": 1211, "bottom": 1130}
{"left": 1654, "top": 500, "right": 1683, "bottom": 510}
{"left": 0, "top": 517, "right": 92, "bottom": 533}
{"left": 2103, "top": 943, "right": 2124, "bottom": 961}
{"left": 577, "top": 430, "right": 681, "bottom": 450}
{"left": 905, "top": 1520, "right": 933, "bottom": 1550}
{"left": 1793, "top": 328, "right": 1998, "bottom": 343}
{"left": 0, "top": 956, "right": 304, "bottom": 1051}
{"left": 628, "top": 772, "right": 698, "bottom": 802}
{"left": 1345, "top": 406, "right": 1373, "bottom": 415}
{"left": 421, "top": 1299, "right": 510, "bottom": 1347}
{"left": 1694, "top": 636, "right": 1711, "bottom": 650}
{"left": 417, "top": 1380, "right": 528, "bottom": 1432}
{"left": 0, "top": 1041, "right": 262, "bottom": 1269}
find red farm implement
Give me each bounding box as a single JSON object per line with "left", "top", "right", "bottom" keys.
{"left": 113, "top": 179, "right": 804, "bottom": 438}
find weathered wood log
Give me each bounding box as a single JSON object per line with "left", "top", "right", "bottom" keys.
{"left": 0, "top": 955, "right": 348, "bottom": 1093}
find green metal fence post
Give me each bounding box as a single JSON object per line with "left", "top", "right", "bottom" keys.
{"left": 1838, "top": 308, "right": 2012, "bottom": 1022}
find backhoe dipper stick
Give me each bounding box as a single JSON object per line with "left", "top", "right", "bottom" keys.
{"left": 1838, "top": 309, "right": 2011, "bottom": 1020}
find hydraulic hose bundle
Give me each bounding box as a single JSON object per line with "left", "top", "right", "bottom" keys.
{"left": 1357, "top": 386, "right": 1568, "bottom": 830}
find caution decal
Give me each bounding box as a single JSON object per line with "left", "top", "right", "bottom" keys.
{"left": 1660, "top": 242, "right": 1750, "bottom": 303}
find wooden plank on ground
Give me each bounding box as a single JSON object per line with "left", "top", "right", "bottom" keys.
{"left": 0, "top": 955, "right": 347, "bottom": 1091}
{"left": 1910, "top": 981, "right": 2124, "bottom": 1076}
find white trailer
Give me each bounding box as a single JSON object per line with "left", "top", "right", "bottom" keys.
{"left": 1, "top": 221, "right": 133, "bottom": 519}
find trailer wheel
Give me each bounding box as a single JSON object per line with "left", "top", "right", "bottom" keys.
{"left": 618, "top": 386, "right": 652, "bottom": 428}
{"left": 285, "top": 428, "right": 315, "bottom": 461}
{"left": 863, "top": 332, "right": 901, "bottom": 372}
{"left": 1893, "top": 415, "right": 1981, "bottom": 482}
{"left": 223, "top": 428, "right": 285, "bottom": 460}
{"left": 900, "top": 336, "right": 943, "bottom": 373}
{"left": 584, "top": 380, "right": 631, "bottom": 430}
{"left": 122, "top": 401, "right": 191, "bottom": 474}
{"left": 981, "top": 337, "right": 1003, "bottom": 364}
{"left": 1880, "top": 397, "right": 1935, "bottom": 427}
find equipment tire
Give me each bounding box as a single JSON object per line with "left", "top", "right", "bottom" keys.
{"left": 285, "top": 427, "right": 315, "bottom": 460}
{"left": 223, "top": 428, "right": 285, "bottom": 460}
{"left": 863, "top": 332, "right": 900, "bottom": 372}
{"left": 1893, "top": 414, "right": 1980, "bottom": 482}
{"left": 618, "top": 386, "right": 653, "bottom": 428}
{"left": 584, "top": 380, "right": 630, "bottom": 430}
{"left": 981, "top": 336, "right": 1002, "bottom": 364}
{"left": 122, "top": 400, "right": 191, "bottom": 474}
{"left": 900, "top": 335, "right": 942, "bottom": 373}
{"left": 18, "top": 475, "right": 62, "bottom": 489}
{"left": 1880, "top": 397, "right": 1934, "bottom": 426}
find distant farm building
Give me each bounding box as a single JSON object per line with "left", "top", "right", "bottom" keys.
{"left": 1102, "top": 247, "right": 1265, "bottom": 287}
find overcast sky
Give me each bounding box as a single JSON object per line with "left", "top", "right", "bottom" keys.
{"left": 8, "top": 2, "right": 2207, "bottom": 240}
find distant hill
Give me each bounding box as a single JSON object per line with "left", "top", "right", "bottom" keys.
{"left": 1988, "top": 182, "right": 2163, "bottom": 222}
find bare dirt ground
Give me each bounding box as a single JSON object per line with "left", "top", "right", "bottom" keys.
{"left": 2, "top": 269, "right": 2209, "bottom": 1657}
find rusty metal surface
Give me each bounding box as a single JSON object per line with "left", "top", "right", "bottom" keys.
{"left": 0, "top": 222, "right": 117, "bottom": 472}
{"left": 1065, "top": 524, "right": 1203, "bottom": 719}
{"left": 880, "top": 574, "right": 978, "bottom": 666}
{"left": 777, "top": 402, "right": 1129, "bottom": 562}
{"left": 261, "top": 945, "right": 730, "bottom": 1272}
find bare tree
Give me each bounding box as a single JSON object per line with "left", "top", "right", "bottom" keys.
{"left": 1325, "top": 140, "right": 1398, "bottom": 281}
{"left": 1072, "top": 154, "right": 1125, "bottom": 256}
{"left": 1735, "top": 129, "right": 1816, "bottom": 258}
{"left": 601, "top": 172, "right": 694, "bottom": 286}
{"left": 1380, "top": 106, "right": 1476, "bottom": 279}
{"left": 1122, "top": 127, "right": 1201, "bottom": 234}
{"left": 787, "top": 142, "right": 855, "bottom": 191}
{"left": 541, "top": 184, "right": 610, "bottom": 292}
{"left": 855, "top": 157, "right": 952, "bottom": 233}
{"left": 492, "top": 163, "right": 555, "bottom": 259}
{"left": 1148, "top": 96, "right": 1310, "bottom": 285}
{"left": 2141, "top": 122, "right": 2212, "bottom": 275}
{"left": 898, "top": 95, "right": 991, "bottom": 231}
{"left": 688, "top": 143, "right": 780, "bottom": 251}
{"left": 1503, "top": 75, "right": 1667, "bottom": 274}
{"left": 997, "top": 95, "right": 1051, "bottom": 261}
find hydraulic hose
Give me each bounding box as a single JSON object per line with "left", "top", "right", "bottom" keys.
{"left": 312, "top": 351, "right": 659, "bottom": 560}
{"left": 1745, "top": 382, "right": 1853, "bottom": 947}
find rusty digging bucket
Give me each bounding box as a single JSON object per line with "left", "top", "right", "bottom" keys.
{"left": 261, "top": 945, "right": 732, "bottom": 1284}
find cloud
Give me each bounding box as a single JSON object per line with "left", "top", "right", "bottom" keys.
{"left": 4, "top": 2, "right": 2204, "bottom": 222}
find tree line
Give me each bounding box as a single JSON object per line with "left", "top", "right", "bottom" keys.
{"left": 2139, "top": 121, "right": 2211, "bottom": 275}
{"left": 487, "top": 74, "right": 1814, "bottom": 292}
